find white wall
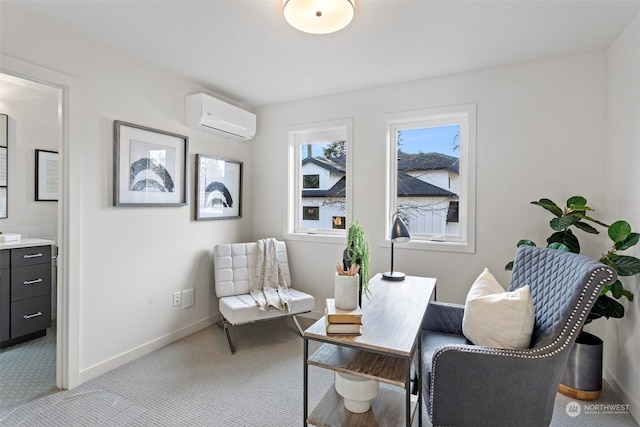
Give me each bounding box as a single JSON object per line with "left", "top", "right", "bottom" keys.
{"left": 253, "top": 52, "right": 609, "bottom": 310}
{"left": 605, "top": 12, "right": 640, "bottom": 422}
{"left": 1, "top": 4, "right": 251, "bottom": 383}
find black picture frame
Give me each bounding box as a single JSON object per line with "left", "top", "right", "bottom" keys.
{"left": 195, "top": 154, "right": 242, "bottom": 220}
{"left": 114, "top": 120, "right": 188, "bottom": 207}
{"left": 35, "top": 149, "right": 59, "bottom": 202}
{"left": 0, "top": 113, "right": 7, "bottom": 218}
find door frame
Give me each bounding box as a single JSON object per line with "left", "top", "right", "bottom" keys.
{"left": 1, "top": 54, "right": 81, "bottom": 389}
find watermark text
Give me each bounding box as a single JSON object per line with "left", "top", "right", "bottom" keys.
{"left": 566, "top": 401, "right": 630, "bottom": 417}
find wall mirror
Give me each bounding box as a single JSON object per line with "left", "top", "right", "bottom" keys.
{"left": 0, "top": 113, "right": 7, "bottom": 218}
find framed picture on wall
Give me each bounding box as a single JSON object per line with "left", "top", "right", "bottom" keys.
{"left": 0, "top": 147, "right": 6, "bottom": 187}
{"left": 0, "top": 188, "right": 6, "bottom": 219}
{"left": 0, "top": 113, "right": 7, "bottom": 218}
{"left": 35, "top": 149, "right": 59, "bottom": 201}
{"left": 113, "top": 120, "right": 188, "bottom": 207}
{"left": 195, "top": 154, "right": 242, "bottom": 220}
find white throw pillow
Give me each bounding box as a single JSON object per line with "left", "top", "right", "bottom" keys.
{"left": 462, "top": 268, "right": 535, "bottom": 349}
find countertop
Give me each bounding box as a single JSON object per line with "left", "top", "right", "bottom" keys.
{"left": 0, "top": 238, "right": 56, "bottom": 250}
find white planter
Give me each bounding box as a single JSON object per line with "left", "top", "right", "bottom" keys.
{"left": 334, "top": 273, "right": 359, "bottom": 310}
{"left": 334, "top": 372, "right": 379, "bottom": 413}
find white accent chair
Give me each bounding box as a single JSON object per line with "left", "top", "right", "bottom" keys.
{"left": 213, "top": 241, "right": 315, "bottom": 354}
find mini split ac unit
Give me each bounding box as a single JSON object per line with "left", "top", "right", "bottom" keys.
{"left": 184, "top": 93, "right": 256, "bottom": 141}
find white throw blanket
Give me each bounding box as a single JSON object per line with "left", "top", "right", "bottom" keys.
{"left": 250, "top": 238, "right": 292, "bottom": 312}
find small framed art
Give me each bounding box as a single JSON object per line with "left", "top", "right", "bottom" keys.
{"left": 0, "top": 113, "right": 7, "bottom": 218}
{"left": 114, "top": 120, "right": 188, "bottom": 207}
{"left": 195, "top": 154, "right": 242, "bottom": 220}
{"left": 35, "top": 149, "right": 59, "bottom": 201}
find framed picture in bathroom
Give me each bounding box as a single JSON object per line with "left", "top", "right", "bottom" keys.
{"left": 0, "top": 113, "right": 7, "bottom": 218}
{"left": 35, "top": 149, "right": 59, "bottom": 201}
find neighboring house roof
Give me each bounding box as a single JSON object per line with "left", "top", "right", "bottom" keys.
{"left": 302, "top": 156, "right": 346, "bottom": 174}
{"left": 302, "top": 173, "right": 456, "bottom": 198}
{"left": 302, "top": 154, "right": 458, "bottom": 198}
{"left": 305, "top": 153, "right": 459, "bottom": 175}
{"left": 397, "top": 151, "right": 459, "bottom": 175}
{"left": 397, "top": 172, "right": 457, "bottom": 197}
{"left": 302, "top": 176, "right": 345, "bottom": 197}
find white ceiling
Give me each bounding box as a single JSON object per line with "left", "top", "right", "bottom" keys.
{"left": 7, "top": 0, "right": 640, "bottom": 108}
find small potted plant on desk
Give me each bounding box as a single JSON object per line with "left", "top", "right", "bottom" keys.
{"left": 506, "top": 196, "right": 637, "bottom": 400}
{"left": 343, "top": 220, "right": 370, "bottom": 306}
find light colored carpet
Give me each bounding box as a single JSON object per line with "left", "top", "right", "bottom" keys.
{"left": 1, "top": 318, "right": 336, "bottom": 426}
{"left": 0, "top": 390, "right": 145, "bottom": 426}
{"left": 0, "top": 324, "right": 57, "bottom": 411}
{"left": 553, "top": 382, "right": 638, "bottom": 427}
{"left": 0, "top": 317, "right": 637, "bottom": 426}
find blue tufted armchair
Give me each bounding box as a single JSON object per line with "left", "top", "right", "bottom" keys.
{"left": 420, "top": 245, "right": 617, "bottom": 426}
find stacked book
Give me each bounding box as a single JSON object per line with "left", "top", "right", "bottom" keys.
{"left": 325, "top": 298, "right": 363, "bottom": 335}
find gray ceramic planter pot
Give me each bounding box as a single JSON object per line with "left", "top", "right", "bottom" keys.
{"left": 558, "top": 331, "right": 603, "bottom": 400}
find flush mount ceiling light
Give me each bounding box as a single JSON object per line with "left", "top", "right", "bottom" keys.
{"left": 283, "top": 0, "right": 355, "bottom": 34}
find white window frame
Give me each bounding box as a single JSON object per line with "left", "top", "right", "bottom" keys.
{"left": 286, "top": 119, "right": 353, "bottom": 243}
{"left": 385, "top": 104, "right": 476, "bottom": 253}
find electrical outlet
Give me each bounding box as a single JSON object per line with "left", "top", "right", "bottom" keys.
{"left": 173, "top": 291, "right": 181, "bottom": 307}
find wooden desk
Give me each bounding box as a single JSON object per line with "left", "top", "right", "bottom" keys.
{"left": 303, "top": 274, "right": 436, "bottom": 427}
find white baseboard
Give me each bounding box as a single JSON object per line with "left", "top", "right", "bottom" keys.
{"left": 79, "top": 314, "right": 221, "bottom": 384}
{"left": 604, "top": 366, "right": 640, "bottom": 424}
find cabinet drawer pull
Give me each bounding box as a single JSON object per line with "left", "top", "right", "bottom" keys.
{"left": 24, "top": 278, "right": 44, "bottom": 285}
{"left": 23, "top": 253, "right": 44, "bottom": 259}
{"left": 23, "top": 312, "right": 43, "bottom": 319}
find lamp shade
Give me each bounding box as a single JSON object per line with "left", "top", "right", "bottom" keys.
{"left": 390, "top": 216, "right": 410, "bottom": 243}
{"left": 283, "top": 0, "right": 355, "bottom": 34}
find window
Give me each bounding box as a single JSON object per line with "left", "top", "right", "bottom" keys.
{"left": 332, "top": 216, "right": 346, "bottom": 229}
{"left": 303, "top": 206, "right": 320, "bottom": 220}
{"left": 387, "top": 104, "right": 476, "bottom": 252}
{"left": 287, "top": 119, "right": 352, "bottom": 240}
{"left": 303, "top": 174, "right": 320, "bottom": 189}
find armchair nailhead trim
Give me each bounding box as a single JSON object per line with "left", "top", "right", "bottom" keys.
{"left": 428, "top": 265, "right": 614, "bottom": 418}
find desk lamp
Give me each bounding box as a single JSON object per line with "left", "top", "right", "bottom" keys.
{"left": 382, "top": 213, "right": 410, "bottom": 281}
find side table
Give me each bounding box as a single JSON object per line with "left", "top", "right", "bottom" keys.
{"left": 303, "top": 274, "right": 436, "bottom": 427}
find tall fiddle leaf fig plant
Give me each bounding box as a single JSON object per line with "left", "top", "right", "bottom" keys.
{"left": 506, "top": 196, "right": 637, "bottom": 324}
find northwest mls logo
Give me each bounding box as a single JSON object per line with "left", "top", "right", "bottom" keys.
{"left": 584, "top": 403, "right": 631, "bottom": 415}
{"left": 566, "top": 401, "right": 581, "bottom": 417}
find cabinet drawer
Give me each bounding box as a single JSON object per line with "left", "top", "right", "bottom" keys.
{"left": 0, "top": 268, "right": 9, "bottom": 341}
{"left": 11, "top": 294, "right": 51, "bottom": 338}
{"left": 11, "top": 246, "right": 52, "bottom": 268}
{"left": 0, "top": 250, "right": 8, "bottom": 269}
{"left": 11, "top": 263, "right": 51, "bottom": 302}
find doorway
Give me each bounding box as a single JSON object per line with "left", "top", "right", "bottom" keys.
{"left": 0, "top": 72, "right": 62, "bottom": 410}
{"left": 0, "top": 54, "right": 80, "bottom": 394}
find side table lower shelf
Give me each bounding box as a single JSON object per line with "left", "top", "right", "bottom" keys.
{"left": 308, "top": 343, "right": 407, "bottom": 386}
{"left": 308, "top": 386, "right": 418, "bottom": 427}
